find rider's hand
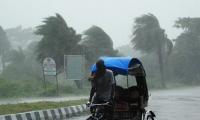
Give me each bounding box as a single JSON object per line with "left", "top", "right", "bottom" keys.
{"left": 86, "top": 101, "right": 91, "bottom": 107}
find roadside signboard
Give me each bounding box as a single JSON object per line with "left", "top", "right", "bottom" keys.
{"left": 43, "top": 57, "right": 56, "bottom": 76}
{"left": 64, "top": 55, "right": 85, "bottom": 80}
{"left": 42, "top": 57, "right": 59, "bottom": 96}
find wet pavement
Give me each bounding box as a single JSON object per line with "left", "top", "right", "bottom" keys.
{"left": 69, "top": 87, "right": 200, "bottom": 120}
{"left": 0, "top": 96, "right": 88, "bottom": 105}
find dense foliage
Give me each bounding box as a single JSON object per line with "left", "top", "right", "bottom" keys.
{"left": 35, "top": 13, "right": 82, "bottom": 70}
{"left": 5, "top": 26, "right": 41, "bottom": 49}
{"left": 81, "top": 25, "right": 118, "bottom": 65}
{"left": 167, "top": 17, "right": 200, "bottom": 83}
{"left": 0, "top": 14, "right": 200, "bottom": 98}
{"left": 0, "top": 26, "right": 10, "bottom": 70}
{"left": 131, "top": 14, "right": 173, "bottom": 87}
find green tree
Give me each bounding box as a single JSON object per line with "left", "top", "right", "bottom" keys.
{"left": 35, "top": 14, "right": 83, "bottom": 89}
{"left": 169, "top": 17, "right": 200, "bottom": 83}
{"left": 0, "top": 26, "right": 10, "bottom": 70}
{"left": 5, "top": 26, "right": 41, "bottom": 50}
{"left": 131, "top": 14, "right": 172, "bottom": 87}
{"left": 35, "top": 13, "right": 81, "bottom": 70}
{"left": 2, "top": 40, "right": 44, "bottom": 80}
{"left": 81, "top": 25, "right": 118, "bottom": 65}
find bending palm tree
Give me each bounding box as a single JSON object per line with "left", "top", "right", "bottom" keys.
{"left": 131, "top": 14, "right": 172, "bottom": 87}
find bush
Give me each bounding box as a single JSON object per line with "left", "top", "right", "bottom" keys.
{"left": 0, "top": 78, "right": 44, "bottom": 98}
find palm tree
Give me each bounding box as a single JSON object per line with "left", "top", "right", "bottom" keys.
{"left": 35, "top": 13, "right": 81, "bottom": 70}
{"left": 35, "top": 14, "right": 82, "bottom": 89}
{"left": 131, "top": 14, "right": 172, "bottom": 87}
{"left": 81, "top": 25, "right": 118, "bottom": 65}
{"left": 0, "top": 26, "right": 10, "bottom": 70}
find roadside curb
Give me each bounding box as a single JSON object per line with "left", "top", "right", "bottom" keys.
{"left": 0, "top": 104, "right": 88, "bottom": 120}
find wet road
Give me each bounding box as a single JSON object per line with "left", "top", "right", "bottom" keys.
{"left": 0, "top": 96, "right": 88, "bottom": 105}
{"left": 69, "top": 87, "right": 200, "bottom": 120}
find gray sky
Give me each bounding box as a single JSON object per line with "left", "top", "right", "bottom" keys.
{"left": 0, "top": 0, "right": 199, "bottom": 47}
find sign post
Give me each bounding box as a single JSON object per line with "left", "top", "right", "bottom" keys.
{"left": 42, "top": 57, "right": 58, "bottom": 96}
{"left": 64, "top": 55, "right": 85, "bottom": 89}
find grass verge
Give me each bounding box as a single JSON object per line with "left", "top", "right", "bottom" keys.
{"left": 0, "top": 99, "right": 88, "bottom": 115}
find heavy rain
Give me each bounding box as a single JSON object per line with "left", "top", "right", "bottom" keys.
{"left": 0, "top": 0, "right": 200, "bottom": 120}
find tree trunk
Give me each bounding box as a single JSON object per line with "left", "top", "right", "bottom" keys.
{"left": 158, "top": 50, "right": 166, "bottom": 88}
{"left": 1, "top": 50, "right": 6, "bottom": 71}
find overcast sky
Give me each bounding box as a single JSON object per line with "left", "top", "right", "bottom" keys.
{"left": 0, "top": 0, "right": 199, "bottom": 47}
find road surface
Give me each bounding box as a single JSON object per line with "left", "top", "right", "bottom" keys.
{"left": 69, "top": 87, "right": 200, "bottom": 120}
{"left": 0, "top": 96, "right": 88, "bottom": 105}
